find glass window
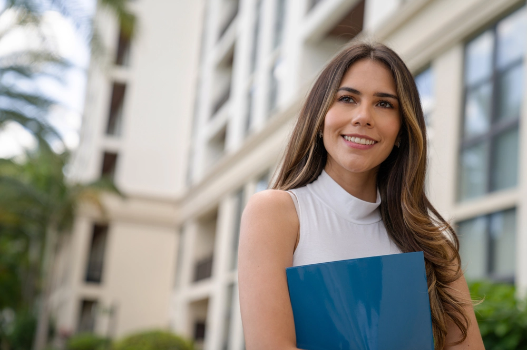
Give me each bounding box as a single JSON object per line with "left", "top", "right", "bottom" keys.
{"left": 458, "top": 7, "right": 524, "bottom": 201}
{"left": 463, "top": 83, "right": 492, "bottom": 138}
{"left": 497, "top": 64, "right": 523, "bottom": 122}
{"left": 415, "top": 67, "right": 434, "bottom": 124}
{"left": 458, "top": 216, "right": 487, "bottom": 280}
{"left": 491, "top": 127, "right": 519, "bottom": 191}
{"left": 459, "top": 142, "right": 489, "bottom": 200}
{"left": 496, "top": 8, "right": 527, "bottom": 68}
{"left": 458, "top": 208, "right": 516, "bottom": 281}
{"left": 464, "top": 31, "right": 494, "bottom": 85}
{"left": 273, "top": 0, "right": 286, "bottom": 49}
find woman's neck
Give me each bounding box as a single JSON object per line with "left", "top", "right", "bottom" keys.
{"left": 324, "top": 164, "right": 378, "bottom": 203}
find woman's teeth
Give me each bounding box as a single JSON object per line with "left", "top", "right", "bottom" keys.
{"left": 343, "top": 136, "right": 376, "bottom": 145}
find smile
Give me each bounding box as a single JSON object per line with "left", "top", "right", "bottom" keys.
{"left": 343, "top": 135, "right": 377, "bottom": 145}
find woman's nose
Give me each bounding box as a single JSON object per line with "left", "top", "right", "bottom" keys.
{"left": 351, "top": 103, "right": 374, "bottom": 127}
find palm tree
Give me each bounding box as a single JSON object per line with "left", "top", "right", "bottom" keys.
{"left": 0, "top": 0, "right": 136, "bottom": 148}
{"left": 0, "top": 2, "right": 135, "bottom": 349}
{"left": 0, "top": 149, "right": 122, "bottom": 350}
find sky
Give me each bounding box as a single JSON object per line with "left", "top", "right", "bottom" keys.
{"left": 0, "top": 0, "right": 95, "bottom": 158}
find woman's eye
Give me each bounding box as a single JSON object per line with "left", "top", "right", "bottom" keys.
{"left": 377, "top": 100, "right": 393, "bottom": 108}
{"left": 338, "top": 96, "right": 355, "bottom": 103}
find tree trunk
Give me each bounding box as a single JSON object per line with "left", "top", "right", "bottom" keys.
{"left": 32, "top": 226, "right": 58, "bottom": 350}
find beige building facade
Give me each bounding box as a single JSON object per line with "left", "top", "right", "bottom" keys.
{"left": 48, "top": 0, "right": 204, "bottom": 342}
{"left": 172, "top": 0, "right": 527, "bottom": 349}
{"left": 50, "top": 0, "right": 527, "bottom": 349}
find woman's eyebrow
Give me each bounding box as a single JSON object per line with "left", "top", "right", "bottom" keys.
{"left": 337, "top": 87, "right": 399, "bottom": 101}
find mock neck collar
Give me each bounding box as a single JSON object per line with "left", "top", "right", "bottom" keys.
{"left": 307, "top": 170, "right": 382, "bottom": 225}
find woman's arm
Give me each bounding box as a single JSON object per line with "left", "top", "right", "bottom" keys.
{"left": 238, "top": 189, "right": 301, "bottom": 350}
{"left": 444, "top": 272, "right": 485, "bottom": 349}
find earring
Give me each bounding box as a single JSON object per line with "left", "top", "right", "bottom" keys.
{"left": 318, "top": 132, "right": 323, "bottom": 138}
{"left": 395, "top": 139, "right": 401, "bottom": 148}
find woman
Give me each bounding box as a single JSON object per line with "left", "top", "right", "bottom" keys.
{"left": 238, "top": 41, "right": 484, "bottom": 349}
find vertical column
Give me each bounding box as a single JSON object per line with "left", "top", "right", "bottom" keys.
{"left": 516, "top": 32, "right": 527, "bottom": 297}
{"left": 427, "top": 45, "right": 464, "bottom": 220}
{"left": 280, "top": 0, "right": 308, "bottom": 107}
{"left": 195, "top": 0, "right": 222, "bottom": 181}
{"left": 204, "top": 195, "right": 236, "bottom": 350}
{"left": 229, "top": 0, "right": 257, "bottom": 151}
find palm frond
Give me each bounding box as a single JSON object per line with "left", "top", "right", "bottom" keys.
{"left": 0, "top": 110, "right": 64, "bottom": 150}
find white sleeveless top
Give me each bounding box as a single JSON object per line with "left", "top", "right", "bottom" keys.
{"left": 288, "top": 170, "right": 402, "bottom": 267}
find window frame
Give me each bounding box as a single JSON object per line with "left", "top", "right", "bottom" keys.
{"left": 457, "top": 207, "right": 516, "bottom": 284}
{"left": 458, "top": 5, "right": 525, "bottom": 201}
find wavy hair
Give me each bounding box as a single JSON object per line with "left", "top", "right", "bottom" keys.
{"left": 271, "top": 41, "right": 470, "bottom": 348}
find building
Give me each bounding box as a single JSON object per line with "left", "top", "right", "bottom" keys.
{"left": 50, "top": 0, "right": 527, "bottom": 349}
{"left": 171, "top": 0, "right": 527, "bottom": 349}
{"left": 48, "top": 0, "right": 204, "bottom": 342}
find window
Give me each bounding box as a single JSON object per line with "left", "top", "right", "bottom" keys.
{"left": 78, "top": 299, "right": 98, "bottom": 333}
{"left": 458, "top": 8, "right": 525, "bottom": 201}
{"left": 194, "top": 321, "right": 206, "bottom": 342}
{"left": 85, "top": 224, "right": 108, "bottom": 284}
{"left": 194, "top": 210, "right": 218, "bottom": 282}
{"left": 106, "top": 82, "right": 126, "bottom": 136}
{"left": 115, "top": 27, "right": 131, "bottom": 66}
{"left": 458, "top": 208, "right": 516, "bottom": 282}
{"left": 415, "top": 67, "right": 434, "bottom": 126}
{"left": 273, "top": 0, "right": 286, "bottom": 49}
{"left": 101, "top": 152, "right": 118, "bottom": 180}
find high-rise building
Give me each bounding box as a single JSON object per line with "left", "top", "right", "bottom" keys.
{"left": 50, "top": 0, "right": 527, "bottom": 349}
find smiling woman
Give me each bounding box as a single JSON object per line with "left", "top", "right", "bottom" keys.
{"left": 238, "top": 41, "right": 485, "bottom": 350}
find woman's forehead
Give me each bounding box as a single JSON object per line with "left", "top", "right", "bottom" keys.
{"left": 339, "top": 60, "right": 397, "bottom": 93}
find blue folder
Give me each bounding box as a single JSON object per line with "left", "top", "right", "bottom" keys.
{"left": 286, "top": 252, "right": 434, "bottom": 350}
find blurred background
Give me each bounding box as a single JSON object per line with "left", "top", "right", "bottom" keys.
{"left": 0, "top": 0, "right": 526, "bottom": 349}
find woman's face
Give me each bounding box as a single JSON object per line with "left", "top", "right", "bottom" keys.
{"left": 323, "top": 59, "right": 401, "bottom": 178}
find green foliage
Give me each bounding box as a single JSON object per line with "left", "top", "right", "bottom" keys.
{"left": 469, "top": 280, "right": 527, "bottom": 350}
{"left": 5, "top": 310, "right": 37, "bottom": 350}
{"left": 113, "top": 330, "right": 193, "bottom": 350}
{"left": 66, "top": 333, "right": 109, "bottom": 350}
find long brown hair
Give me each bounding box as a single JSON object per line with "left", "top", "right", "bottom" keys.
{"left": 272, "top": 41, "right": 469, "bottom": 348}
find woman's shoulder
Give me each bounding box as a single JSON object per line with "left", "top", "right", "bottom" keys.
{"left": 244, "top": 189, "right": 297, "bottom": 220}
{"left": 242, "top": 189, "right": 299, "bottom": 241}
